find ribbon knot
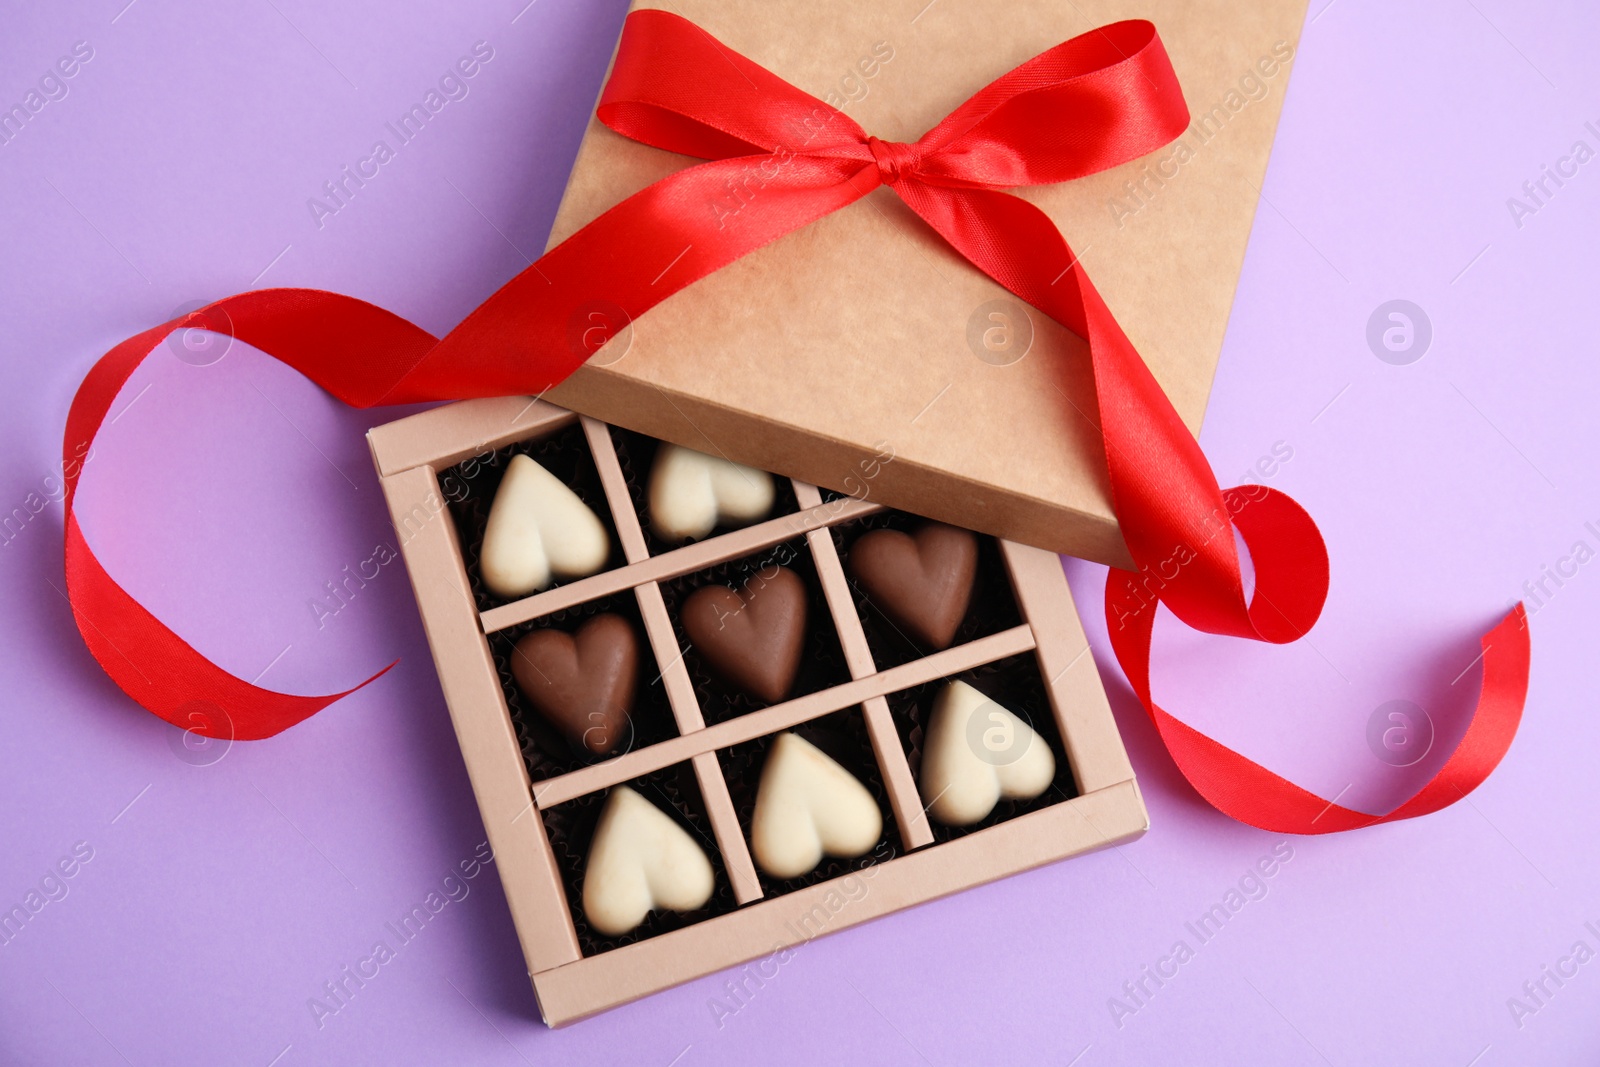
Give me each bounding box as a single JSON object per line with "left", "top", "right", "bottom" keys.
{"left": 865, "top": 136, "right": 918, "bottom": 186}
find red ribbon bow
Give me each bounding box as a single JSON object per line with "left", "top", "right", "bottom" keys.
{"left": 62, "top": 12, "right": 1529, "bottom": 832}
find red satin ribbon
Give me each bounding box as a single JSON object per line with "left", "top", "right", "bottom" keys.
{"left": 61, "top": 12, "right": 1529, "bottom": 831}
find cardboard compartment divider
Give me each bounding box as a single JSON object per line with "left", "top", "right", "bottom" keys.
{"left": 998, "top": 540, "right": 1134, "bottom": 794}
{"left": 631, "top": 580, "right": 705, "bottom": 734}
{"left": 805, "top": 524, "right": 878, "bottom": 679}
{"left": 580, "top": 415, "right": 650, "bottom": 564}
{"left": 801, "top": 520, "right": 933, "bottom": 848}
{"left": 690, "top": 751, "right": 763, "bottom": 905}
{"left": 530, "top": 625, "right": 1035, "bottom": 808}
{"left": 478, "top": 495, "right": 882, "bottom": 633}
{"left": 860, "top": 694, "right": 935, "bottom": 850}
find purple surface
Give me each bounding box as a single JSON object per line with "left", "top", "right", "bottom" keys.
{"left": 1, "top": 0, "right": 1595, "bottom": 1063}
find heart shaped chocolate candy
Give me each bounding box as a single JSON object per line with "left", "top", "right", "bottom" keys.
{"left": 582, "top": 786, "right": 714, "bottom": 937}
{"left": 648, "top": 443, "right": 776, "bottom": 542}
{"left": 479, "top": 453, "right": 610, "bottom": 599}
{"left": 847, "top": 522, "right": 978, "bottom": 650}
{"left": 919, "top": 681, "right": 1055, "bottom": 826}
{"left": 682, "top": 566, "right": 807, "bottom": 704}
{"left": 511, "top": 613, "right": 638, "bottom": 756}
{"left": 751, "top": 733, "right": 881, "bottom": 879}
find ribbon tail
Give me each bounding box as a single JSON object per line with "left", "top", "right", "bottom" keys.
{"left": 1107, "top": 582, "right": 1531, "bottom": 833}
{"left": 62, "top": 295, "right": 435, "bottom": 739}
{"left": 66, "top": 514, "right": 395, "bottom": 740}
{"left": 891, "top": 178, "right": 1530, "bottom": 833}
{"left": 891, "top": 181, "right": 1278, "bottom": 636}
{"left": 59, "top": 158, "right": 876, "bottom": 740}
{"left": 1382, "top": 605, "right": 1531, "bottom": 821}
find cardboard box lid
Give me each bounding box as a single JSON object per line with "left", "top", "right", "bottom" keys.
{"left": 545, "top": 0, "right": 1308, "bottom": 566}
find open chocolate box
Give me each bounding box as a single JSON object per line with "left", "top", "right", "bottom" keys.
{"left": 368, "top": 396, "right": 1146, "bottom": 1026}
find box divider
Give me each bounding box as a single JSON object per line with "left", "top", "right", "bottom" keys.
{"left": 860, "top": 695, "right": 935, "bottom": 850}
{"left": 478, "top": 497, "right": 882, "bottom": 634}
{"left": 804, "top": 525, "right": 876, "bottom": 679}
{"left": 580, "top": 415, "right": 648, "bottom": 564}
{"left": 632, "top": 582, "right": 705, "bottom": 734}
{"left": 803, "top": 522, "right": 930, "bottom": 849}
{"left": 998, "top": 541, "right": 1135, "bottom": 793}
{"left": 533, "top": 624, "right": 1036, "bottom": 808}
{"left": 690, "top": 751, "right": 763, "bottom": 904}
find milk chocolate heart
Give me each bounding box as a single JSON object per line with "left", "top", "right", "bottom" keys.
{"left": 682, "top": 567, "right": 807, "bottom": 704}
{"left": 510, "top": 614, "right": 637, "bottom": 755}
{"left": 847, "top": 522, "right": 978, "bottom": 650}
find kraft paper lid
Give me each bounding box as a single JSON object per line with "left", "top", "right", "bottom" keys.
{"left": 544, "top": 0, "right": 1308, "bottom": 565}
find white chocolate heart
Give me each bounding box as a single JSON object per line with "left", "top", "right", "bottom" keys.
{"left": 581, "top": 786, "right": 715, "bottom": 937}
{"left": 648, "top": 443, "right": 775, "bottom": 542}
{"left": 919, "top": 681, "right": 1055, "bottom": 826}
{"left": 751, "top": 733, "right": 882, "bottom": 879}
{"left": 479, "top": 454, "right": 609, "bottom": 599}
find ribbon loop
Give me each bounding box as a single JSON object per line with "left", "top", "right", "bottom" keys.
{"left": 597, "top": 9, "right": 866, "bottom": 160}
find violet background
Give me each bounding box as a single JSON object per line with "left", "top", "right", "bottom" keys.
{"left": 2, "top": 0, "right": 1596, "bottom": 1063}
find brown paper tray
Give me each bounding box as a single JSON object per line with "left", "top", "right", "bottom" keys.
{"left": 369, "top": 395, "right": 1146, "bottom": 1025}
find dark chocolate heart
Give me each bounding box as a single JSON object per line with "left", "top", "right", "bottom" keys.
{"left": 682, "top": 566, "right": 807, "bottom": 704}
{"left": 511, "top": 614, "right": 638, "bottom": 755}
{"left": 847, "top": 522, "right": 978, "bottom": 650}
